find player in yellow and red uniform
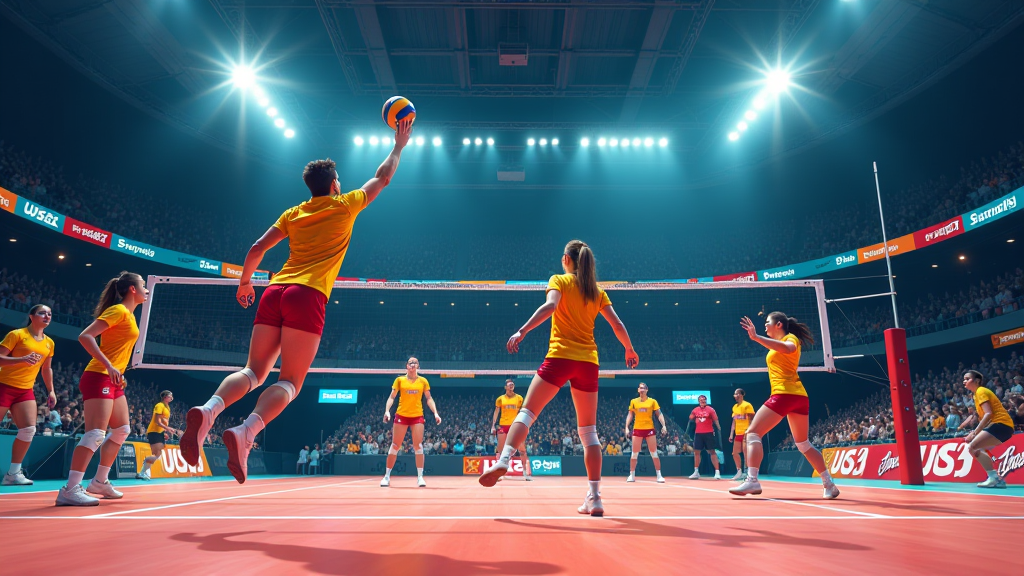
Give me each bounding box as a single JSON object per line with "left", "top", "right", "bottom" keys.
{"left": 381, "top": 357, "right": 441, "bottom": 487}
{"left": 962, "top": 370, "right": 1016, "bottom": 488}
{"left": 492, "top": 379, "right": 530, "bottom": 480}
{"left": 136, "top": 390, "right": 182, "bottom": 480}
{"left": 729, "top": 388, "right": 756, "bottom": 481}
{"left": 180, "top": 120, "right": 412, "bottom": 485}
{"left": 624, "top": 382, "right": 668, "bottom": 483}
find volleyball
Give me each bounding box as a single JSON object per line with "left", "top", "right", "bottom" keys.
{"left": 382, "top": 96, "right": 416, "bottom": 130}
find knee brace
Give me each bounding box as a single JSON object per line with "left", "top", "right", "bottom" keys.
{"left": 270, "top": 380, "right": 297, "bottom": 403}
{"left": 577, "top": 425, "right": 600, "bottom": 447}
{"left": 106, "top": 425, "right": 130, "bottom": 447}
{"left": 78, "top": 429, "right": 106, "bottom": 453}
{"left": 651, "top": 453, "right": 660, "bottom": 461}
{"left": 415, "top": 448, "right": 424, "bottom": 455}
{"left": 795, "top": 440, "right": 814, "bottom": 454}
{"left": 388, "top": 445, "right": 399, "bottom": 456}
{"left": 513, "top": 408, "right": 536, "bottom": 429}
{"left": 745, "top": 432, "right": 762, "bottom": 446}
{"left": 630, "top": 453, "right": 639, "bottom": 461}
{"left": 16, "top": 426, "right": 35, "bottom": 442}
{"left": 240, "top": 367, "right": 261, "bottom": 392}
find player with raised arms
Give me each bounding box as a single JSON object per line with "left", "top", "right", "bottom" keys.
{"left": 380, "top": 357, "right": 441, "bottom": 488}
{"left": 729, "top": 388, "right": 755, "bottom": 481}
{"left": 624, "top": 382, "right": 667, "bottom": 483}
{"left": 180, "top": 120, "right": 413, "bottom": 483}
{"left": 961, "top": 370, "right": 1015, "bottom": 488}
{"left": 136, "top": 390, "right": 181, "bottom": 480}
{"left": 730, "top": 312, "right": 840, "bottom": 499}
{"left": 479, "top": 240, "right": 639, "bottom": 517}
{"left": 491, "top": 378, "right": 531, "bottom": 481}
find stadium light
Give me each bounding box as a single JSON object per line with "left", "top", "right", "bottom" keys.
{"left": 416, "top": 136, "right": 425, "bottom": 146}
{"left": 728, "top": 132, "right": 740, "bottom": 141}
{"left": 1009, "top": 238, "right": 1016, "bottom": 243}
{"left": 463, "top": 137, "right": 471, "bottom": 145}
{"left": 382, "top": 136, "right": 391, "bottom": 145}
{"left": 621, "top": 138, "right": 630, "bottom": 148}
{"left": 658, "top": 137, "right": 668, "bottom": 147}
{"left": 370, "top": 136, "right": 380, "bottom": 145}
{"left": 766, "top": 69, "right": 791, "bottom": 93}
{"left": 274, "top": 118, "right": 285, "bottom": 128}
{"left": 257, "top": 97, "right": 270, "bottom": 108}
{"left": 8, "top": 238, "right": 15, "bottom": 242}
{"left": 527, "top": 138, "right": 536, "bottom": 146}
{"left": 644, "top": 137, "right": 653, "bottom": 147}
{"left": 551, "top": 138, "right": 559, "bottom": 146}
{"left": 253, "top": 87, "right": 266, "bottom": 99}
{"left": 266, "top": 107, "right": 278, "bottom": 117}
{"left": 609, "top": 138, "right": 619, "bottom": 147}
{"left": 354, "top": 136, "right": 364, "bottom": 146}
{"left": 433, "top": 137, "right": 443, "bottom": 146}
{"left": 486, "top": 137, "right": 495, "bottom": 146}
{"left": 284, "top": 129, "right": 295, "bottom": 138}
{"left": 580, "top": 137, "right": 590, "bottom": 147}
{"left": 631, "top": 138, "right": 641, "bottom": 147}
{"left": 737, "top": 121, "right": 748, "bottom": 131}
{"left": 597, "top": 137, "right": 607, "bottom": 147}
{"left": 231, "top": 65, "right": 255, "bottom": 90}
{"left": 744, "top": 110, "right": 757, "bottom": 121}
{"left": 752, "top": 95, "right": 767, "bottom": 110}
{"left": 85, "top": 263, "right": 91, "bottom": 267}
{"left": 539, "top": 138, "right": 548, "bottom": 146}
{"left": 58, "top": 254, "right": 65, "bottom": 260}
{"left": 474, "top": 137, "right": 483, "bottom": 145}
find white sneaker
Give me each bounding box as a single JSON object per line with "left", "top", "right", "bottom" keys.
{"left": 656, "top": 475, "right": 665, "bottom": 483}
{"left": 135, "top": 470, "right": 151, "bottom": 481}
{"left": 181, "top": 406, "right": 213, "bottom": 467}
{"left": 524, "top": 474, "right": 533, "bottom": 482}
{"left": 2, "top": 471, "right": 33, "bottom": 486}
{"left": 729, "top": 479, "right": 762, "bottom": 496}
{"left": 626, "top": 474, "right": 635, "bottom": 483}
{"left": 577, "top": 492, "right": 604, "bottom": 517}
{"left": 55, "top": 484, "right": 100, "bottom": 507}
{"left": 731, "top": 471, "right": 746, "bottom": 481}
{"left": 417, "top": 476, "right": 426, "bottom": 488}
{"left": 380, "top": 476, "right": 390, "bottom": 487}
{"left": 222, "top": 425, "right": 252, "bottom": 484}
{"left": 823, "top": 482, "right": 841, "bottom": 499}
{"left": 86, "top": 479, "right": 123, "bottom": 499}
{"left": 688, "top": 470, "right": 700, "bottom": 480}
{"left": 714, "top": 470, "right": 721, "bottom": 480}
{"left": 977, "top": 476, "right": 1007, "bottom": 489}
{"left": 478, "top": 460, "right": 509, "bottom": 487}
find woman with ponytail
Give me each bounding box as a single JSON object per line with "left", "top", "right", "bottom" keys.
{"left": 480, "top": 240, "right": 639, "bottom": 517}
{"left": 0, "top": 305, "right": 56, "bottom": 486}
{"left": 730, "top": 311, "right": 840, "bottom": 499}
{"left": 56, "top": 272, "right": 148, "bottom": 506}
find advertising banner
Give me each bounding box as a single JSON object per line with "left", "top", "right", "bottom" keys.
{"left": 962, "top": 189, "right": 1020, "bottom": 230}
{"left": 991, "top": 326, "right": 1024, "bottom": 349}
{"left": 818, "top": 435, "right": 1024, "bottom": 484}
{"left": 529, "top": 455, "right": 563, "bottom": 476}
{"left": 117, "top": 441, "right": 212, "bottom": 478}
{"left": 16, "top": 198, "right": 65, "bottom": 232}
{"left": 857, "top": 233, "right": 916, "bottom": 264}
{"left": 63, "top": 217, "right": 112, "bottom": 248}
{"left": 673, "top": 390, "right": 712, "bottom": 404}
{"left": 712, "top": 271, "right": 757, "bottom": 282}
{"left": 0, "top": 187, "right": 16, "bottom": 213}
{"left": 318, "top": 389, "right": 358, "bottom": 403}
{"left": 913, "top": 215, "right": 964, "bottom": 248}
{"left": 462, "top": 456, "right": 562, "bottom": 476}
{"left": 221, "top": 262, "right": 244, "bottom": 278}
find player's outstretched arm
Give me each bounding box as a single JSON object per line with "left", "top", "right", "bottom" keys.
{"left": 507, "top": 290, "right": 560, "bottom": 353}
{"left": 236, "top": 226, "right": 286, "bottom": 308}
{"left": 362, "top": 119, "right": 412, "bottom": 206}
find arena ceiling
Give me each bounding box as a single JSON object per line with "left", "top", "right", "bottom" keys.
{"left": 3, "top": 0, "right": 1023, "bottom": 179}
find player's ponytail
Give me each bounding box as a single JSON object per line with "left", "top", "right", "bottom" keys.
{"left": 94, "top": 271, "right": 142, "bottom": 318}
{"left": 565, "top": 239, "right": 598, "bottom": 302}
{"left": 767, "top": 311, "right": 815, "bottom": 347}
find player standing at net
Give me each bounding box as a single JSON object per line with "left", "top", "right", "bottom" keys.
{"left": 380, "top": 357, "right": 441, "bottom": 488}
{"left": 180, "top": 120, "right": 413, "bottom": 484}
{"left": 625, "top": 382, "right": 666, "bottom": 483}
{"left": 136, "top": 390, "right": 181, "bottom": 480}
{"left": 491, "top": 379, "right": 531, "bottom": 481}
{"left": 479, "top": 240, "right": 639, "bottom": 517}
{"left": 730, "top": 312, "right": 840, "bottom": 499}
{"left": 961, "top": 370, "right": 1015, "bottom": 488}
{"left": 729, "top": 388, "right": 755, "bottom": 481}
{"left": 686, "top": 394, "right": 722, "bottom": 480}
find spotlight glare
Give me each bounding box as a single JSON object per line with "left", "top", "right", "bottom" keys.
{"left": 658, "top": 137, "right": 668, "bottom": 147}
{"left": 253, "top": 87, "right": 266, "bottom": 99}
{"left": 539, "top": 138, "right": 548, "bottom": 146}
{"left": 274, "top": 118, "right": 285, "bottom": 128}
{"left": 370, "top": 136, "right": 380, "bottom": 145}
{"left": 354, "top": 136, "right": 364, "bottom": 146}
{"left": 744, "top": 110, "right": 757, "bottom": 121}
{"left": 266, "top": 107, "right": 278, "bottom": 117}
{"left": 58, "top": 254, "right": 65, "bottom": 260}
{"left": 231, "top": 65, "right": 256, "bottom": 90}
{"left": 580, "top": 137, "right": 590, "bottom": 147}
{"left": 415, "top": 136, "right": 425, "bottom": 146}
{"left": 382, "top": 136, "right": 391, "bottom": 145}
{"left": 551, "top": 138, "right": 559, "bottom": 146}
{"left": 432, "top": 137, "right": 442, "bottom": 146}
{"left": 728, "top": 132, "right": 740, "bottom": 141}
{"left": 610, "top": 138, "right": 619, "bottom": 147}
{"left": 631, "top": 138, "right": 640, "bottom": 147}
{"left": 463, "top": 137, "right": 471, "bottom": 145}
{"left": 737, "top": 121, "right": 748, "bottom": 131}
{"left": 753, "top": 96, "right": 767, "bottom": 110}
{"left": 644, "top": 137, "right": 653, "bottom": 147}
{"left": 486, "top": 137, "right": 495, "bottom": 146}
{"left": 527, "top": 138, "right": 536, "bottom": 146}
{"left": 621, "top": 138, "right": 630, "bottom": 148}
{"left": 284, "top": 128, "right": 295, "bottom": 138}
{"left": 766, "top": 69, "right": 791, "bottom": 93}
{"left": 257, "top": 97, "right": 270, "bottom": 108}
{"left": 474, "top": 137, "right": 482, "bottom": 145}
{"left": 597, "top": 138, "right": 607, "bottom": 147}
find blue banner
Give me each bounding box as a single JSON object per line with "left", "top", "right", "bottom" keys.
{"left": 530, "top": 456, "right": 562, "bottom": 476}
{"left": 15, "top": 198, "right": 65, "bottom": 232}
{"left": 759, "top": 250, "right": 858, "bottom": 281}
{"left": 318, "top": 389, "right": 358, "bottom": 404}
{"left": 673, "top": 390, "right": 712, "bottom": 404}
{"left": 962, "top": 189, "right": 1020, "bottom": 230}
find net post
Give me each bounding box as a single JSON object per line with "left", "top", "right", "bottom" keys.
{"left": 884, "top": 328, "right": 923, "bottom": 485}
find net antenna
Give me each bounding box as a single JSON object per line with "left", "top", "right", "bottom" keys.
{"left": 132, "top": 276, "right": 834, "bottom": 376}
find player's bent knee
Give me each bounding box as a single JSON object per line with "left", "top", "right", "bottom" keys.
{"left": 630, "top": 453, "right": 638, "bottom": 461}
{"left": 78, "top": 429, "right": 106, "bottom": 452}
{"left": 513, "top": 408, "right": 536, "bottom": 429}
{"left": 745, "top": 432, "right": 762, "bottom": 445}
{"left": 795, "top": 440, "right": 814, "bottom": 454}
{"left": 389, "top": 445, "right": 400, "bottom": 456}
{"left": 16, "top": 426, "right": 35, "bottom": 442}
{"left": 107, "top": 425, "right": 130, "bottom": 446}
{"left": 271, "top": 380, "right": 297, "bottom": 403}
{"left": 577, "top": 425, "right": 599, "bottom": 447}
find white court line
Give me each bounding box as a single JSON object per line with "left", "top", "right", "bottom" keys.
{"left": 0, "top": 476, "right": 306, "bottom": 497}
{"left": 87, "top": 478, "right": 372, "bottom": 518}
{"left": 1, "top": 515, "right": 1020, "bottom": 521}
{"left": 638, "top": 480, "right": 888, "bottom": 518}
{"left": 760, "top": 477, "right": 1024, "bottom": 499}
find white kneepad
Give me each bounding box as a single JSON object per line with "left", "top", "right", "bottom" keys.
{"left": 241, "top": 367, "right": 262, "bottom": 392}
{"left": 577, "top": 425, "right": 600, "bottom": 447}
{"left": 795, "top": 440, "right": 814, "bottom": 454}
{"left": 513, "top": 408, "right": 536, "bottom": 429}
{"left": 78, "top": 429, "right": 106, "bottom": 452}
{"left": 16, "top": 426, "right": 35, "bottom": 442}
{"left": 107, "top": 425, "right": 131, "bottom": 446}
{"left": 271, "top": 380, "right": 297, "bottom": 403}
{"left": 745, "top": 432, "right": 762, "bottom": 446}
{"left": 388, "top": 446, "right": 400, "bottom": 456}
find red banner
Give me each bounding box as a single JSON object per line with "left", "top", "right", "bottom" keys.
{"left": 819, "top": 435, "right": 1024, "bottom": 484}
{"left": 463, "top": 456, "right": 527, "bottom": 476}
{"left": 62, "top": 216, "right": 112, "bottom": 248}
{"left": 712, "top": 271, "right": 758, "bottom": 282}
{"left": 913, "top": 215, "right": 965, "bottom": 248}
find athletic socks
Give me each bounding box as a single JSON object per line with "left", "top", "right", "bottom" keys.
{"left": 820, "top": 470, "right": 834, "bottom": 484}
{"left": 67, "top": 470, "right": 85, "bottom": 489}
{"left": 94, "top": 465, "right": 111, "bottom": 483}
{"left": 498, "top": 444, "right": 516, "bottom": 465}
{"left": 204, "top": 395, "right": 225, "bottom": 419}
{"left": 588, "top": 480, "right": 601, "bottom": 496}
{"left": 417, "top": 467, "right": 424, "bottom": 477}
{"left": 987, "top": 469, "right": 999, "bottom": 480}
{"left": 656, "top": 471, "right": 664, "bottom": 479}
{"left": 384, "top": 468, "right": 393, "bottom": 479}
{"left": 241, "top": 413, "right": 265, "bottom": 442}
{"left": 141, "top": 460, "right": 153, "bottom": 474}
{"left": 747, "top": 467, "right": 759, "bottom": 481}
{"left": 8, "top": 462, "right": 22, "bottom": 475}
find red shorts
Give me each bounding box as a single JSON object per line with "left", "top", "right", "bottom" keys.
{"left": 632, "top": 428, "right": 656, "bottom": 438}
{"left": 254, "top": 284, "right": 327, "bottom": 336}
{"left": 394, "top": 414, "right": 425, "bottom": 426}
{"left": 764, "top": 393, "right": 809, "bottom": 416}
{"left": 537, "top": 357, "right": 599, "bottom": 392}
{"left": 498, "top": 425, "right": 511, "bottom": 434}
{"left": 79, "top": 371, "right": 125, "bottom": 401}
{"left": 0, "top": 382, "right": 35, "bottom": 408}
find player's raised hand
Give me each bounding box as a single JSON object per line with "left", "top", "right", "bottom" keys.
{"left": 394, "top": 118, "right": 412, "bottom": 149}
{"left": 507, "top": 331, "right": 524, "bottom": 354}
{"left": 740, "top": 316, "right": 758, "bottom": 340}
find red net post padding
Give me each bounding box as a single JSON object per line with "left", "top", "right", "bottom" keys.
{"left": 884, "top": 328, "right": 924, "bottom": 485}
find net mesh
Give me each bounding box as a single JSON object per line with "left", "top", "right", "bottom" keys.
{"left": 133, "top": 277, "right": 832, "bottom": 374}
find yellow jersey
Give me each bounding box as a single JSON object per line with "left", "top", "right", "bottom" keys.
{"left": 974, "top": 386, "right": 1014, "bottom": 428}
{"left": 393, "top": 375, "right": 429, "bottom": 418}
{"left": 84, "top": 304, "right": 139, "bottom": 375}
{"left": 496, "top": 393, "right": 524, "bottom": 426}
{"left": 629, "top": 397, "right": 660, "bottom": 430}
{"left": 0, "top": 328, "right": 54, "bottom": 390}
{"left": 545, "top": 273, "right": 612, "bottom": 365}
{"left": 766, "top": 333, "right": 806, "bottom": 397}
{"left": 732, "top": 401, "right": 755, "bottom": 435}
{"left": 270, "top": 189, "right": 368, "bottom": 298}
{"left": 147, "top": 402, "right": 170, "bottom": 434}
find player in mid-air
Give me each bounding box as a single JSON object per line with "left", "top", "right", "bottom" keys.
{"left": 687, "top": 394, "right": 722, "bottom": 479}
{"left": 136, "top": 390, "right": 181, "bottom": 480}
{"left": 479, "top": 240, "right": 639, "bottom": 517}
{"left": 729, "top": 388, "right": 755, "bottom": 481}
{"left": 492, "top": 379, "right": 531, "bottom": 481}
{"left": 730, "top": 312, "right": 839, "bottom": 499}
{"left": 180, "top": 120, "right": 413, "bottom": 483}
{"left": 381, "top": 357, "right": 441, "bottom": 487}
{"left": 961, "top": 370, "right": 1015, "bottom": 488}
{"left": 624, "top": 382, "right": 667, "bottom": 483}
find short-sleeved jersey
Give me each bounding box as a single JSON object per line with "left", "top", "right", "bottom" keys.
{"left": 690, "top": 405, "right": 718, "bottom": 434}
{"left": 147, "top": 402, "right": 170, "bottom": 434}
{"left": 393, "top": 375, "right": 430, "bottom": 418}
{"left": 0, "top": 328, "right": 55, "bottom": 389}
{"left": 974, "top": 386, "right": 1014, "bottom": 428}
{"left": 629, "top": 397, "right": 661, "bottom": 430}
{"left": 766, "top": 333, "right": 806, "bottom": 397}
{"left": 545, "top": 274, "right": 612, "bottom": 365}
{"left": 84, "top": 304, "right": 139, "bottom": 375}
{"left": 496, "top": 394, "right": 524, "bottom": 426}
{"left": 270, "top": 190, "right": 368, "bottom": 298}
{"left": 732, "top": 401, "right": 755, "bottom": 435}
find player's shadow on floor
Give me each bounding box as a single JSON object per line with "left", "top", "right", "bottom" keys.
{"left": 494, "top": 518, "right": 871, "bottom": 551}
{"left": 170, "top": 531, "right": 561, "bottom": 575}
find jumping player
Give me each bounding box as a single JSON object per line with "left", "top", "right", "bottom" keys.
{"left": 961, "top": 370, "right": 1015, "bottom": 488}
{"left": 58, "top": 272, "right": 147, "bottom": 506}
{"left": 381, "top": 357, "right": 441, "bottom": 487}
{"left": 687, "top": 395, "right": 722, "bottom": 479}
{"left": 136, "top": 390, "right": 181, "bottom": 480}
{"left": 624, "top": 382, "right": 667, "bottom": 483}
{"left": 729, "top": 388, "right": 755, "bottom": 481}
{"left": 730, "top": 312, "right": 840, "bottom": 499}
{"left": 479, "top": 240, "right": 639, "bottom": 517}
{"left": 491, "top": 379, "right": 531, "bottom": 481}
{"left": 0, "top": 305, "right": 56, "bottom": 486}
{"left": 180, "top": 120, "right": 412, "bottom": 483}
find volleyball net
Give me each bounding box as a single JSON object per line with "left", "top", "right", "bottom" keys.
{"left": 130, "top": 276, "right": 833, "bottom": 375}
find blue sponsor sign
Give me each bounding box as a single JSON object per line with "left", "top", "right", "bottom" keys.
{"left": 16, "top": 198, "right": 65, "bottom": 232}
{"left": 530, "top": 456, "right": 562, "bottom": 476}
{"left": 111, "top": 234, "right": 162, "bottom": 262}
{"left": 673, "top": 390, "right": 712, "bottom": 404}
{"left": 759, "top": 250, "right": 858, "bottom": 281}
{"left": 318, "top": 389, "right": 358, "bottom": 404}
{"left": 962, "top": 189, "right": 1020, "bottom": 230}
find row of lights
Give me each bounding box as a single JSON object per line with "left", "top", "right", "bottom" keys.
{"left": 464, "top": 137, "right": 496, "bottom": 146}
{"left": 582, "top": 137, "right": 668, "bottom": 148}
{"left": 354, "top": 135, "right": 442, "bottom": 147}
{"left": 728, "top": 69, "right": 790, "bottom": 142}
{"left": 232, "top": 67, "right": 295, "bottom": 139}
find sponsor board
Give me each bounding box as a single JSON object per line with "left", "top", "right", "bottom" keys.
{"left": 963, "top": 190, "right": 1019, "bottom": 230}
{"left": 913, "top": 215, "right": 964, "bottom": 247}
{"left": 63, "top": 217, "right": 112, "bottom": 248}
{"left": 673, "top": 390, "right": 712, "bottom": 404}
{"left": 0, "top": 187, "right": 16, "bottom": 213}
{"left": 857, "top": 233, "right": 916, "bottom": 264}
{"left": 818, "top": 435, "right": 1024, "bottom": 484}
{"left": 17, "top": 198, "right": 64, "bottom": 231}
{"left": 111, "top": 234, "right": 160, "bottom": 260}
{"left": 198, "top": 259, "right": 222, "bottom": 273}
{"left": 992, "top": 326, "right": 1024, "bottom": 349}
{"left": 712, "top": 271, "right": 757, "bottom": 282}
{"left": 758, "top": 266, "right": 798, "bottom": 281}
{"left": 124, "top": 441, "right": 212, "bottom": 478}
{"left": 221, "top": 263, "right": 244, "bottom": 278}
{"left": 462, "top": 456, "right": 562, "bottom": 476}
{"left": 318, "top": 389, "right": 358, "bottom": 403}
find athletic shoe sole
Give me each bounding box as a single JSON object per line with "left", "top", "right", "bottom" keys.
{"left": 2, "top": 477, "right": 33, "bottom": 486}
{"left": 222, "top": 429, "right": 247, "bottom": 484}
{"left": 478, "top": 465, "right": 507, "bottom": 487}
{"left": 180, "top": 408, "right": 207, "bottom": 467}
{"left": 86, "top": 484, "right": 123, "bottom": 499}
{"left": 728, "top": 487, "right": 763, "bottom": 496}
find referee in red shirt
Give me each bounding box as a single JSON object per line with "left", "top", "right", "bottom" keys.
{"left": 687, "top": 395, "right": 722, "bottom": 479}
